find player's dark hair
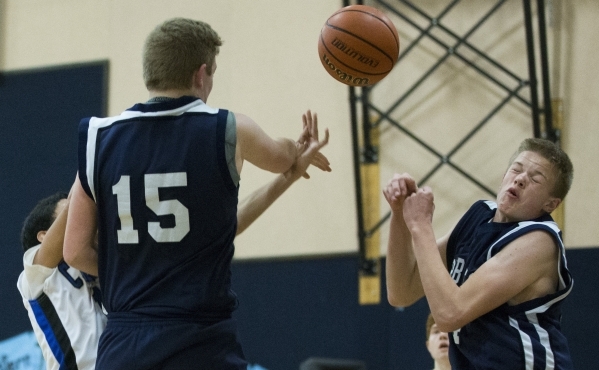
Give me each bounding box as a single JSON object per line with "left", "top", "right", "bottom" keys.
{"left": 510, "top": 138, "right": 574, "bottom": 199}
{"left": 20, "top": 192, "right": 68, "bottom": 252}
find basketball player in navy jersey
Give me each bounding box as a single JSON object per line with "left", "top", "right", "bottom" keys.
{"left": 17, "top": 131, "right": 327, "bottom": 370}
{"left": 384, "top": 138, "right": 574, "bottom": 369}
{"left": 63, "top": 17, "right": 330, "bottom": 370}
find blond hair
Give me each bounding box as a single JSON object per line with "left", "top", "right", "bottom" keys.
{"left": 143, "top": 18, "right": 222, "bottom": 90}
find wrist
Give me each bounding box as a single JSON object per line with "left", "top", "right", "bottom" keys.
{"left": 282, "top": 167, "right": 302, "bottom": 183}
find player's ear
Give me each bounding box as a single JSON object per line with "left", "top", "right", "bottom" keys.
{"left": 193, "top": 64, "right": 207, "bottom": 88}
{"left": 37, "top": 230, "right": 47, "bottom": 243}
{"left": 543, "top": 197, "right": 561, "bottom": 214}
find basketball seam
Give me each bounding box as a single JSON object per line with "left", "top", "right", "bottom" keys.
{"left": 322, "top": 25, "right": 395, "bottom": 71}
{"left": 328, "top": 9, "right": 399, "bottom": 54}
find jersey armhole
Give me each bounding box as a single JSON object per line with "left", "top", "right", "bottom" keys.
{"left": 78, "top": 118, "right": 94, "bottom": 200}
{"left": 216, "top": 110, "right": 238, "bottom": 193}
{"left": 224, "top": 111, "right": 240, "bottom": 186}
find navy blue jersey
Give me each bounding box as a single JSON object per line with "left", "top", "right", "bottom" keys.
{"left": 78, "top": 96, "right": 239, "bottom": 319}
{"left": 446, "top": 200, "right": 573, "bottom": 369}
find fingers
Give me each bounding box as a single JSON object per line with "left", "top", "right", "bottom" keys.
{"left": 304, "top": 110, "right": 309, "bottom": 130}
{"left": 297, "top": 124, "right": 310, "bottom": 144}
{"left": 311, "top": 112, "right": 319, "bottom": 141}
{"left": 310, "top": 152, "right": 331, "bottom": 172}
{"left": 301, "top": 110, "right": 330, "bottom": 145}
{"left": 382, "top": 186, "right": 395, "bottom": 205}
{"left": 420, "top": 185, "right": 432, "bottom": 194}
{"left": 293, "top": 110, "right": 332, "bottom": 177}
{"left": 384, "top": 173, "right": 418, "bottom": 200}
{"left": 403, "top": 185, "right": 434, "bottom": 205}
{"left": 317, "top": 128, "right": 329, "bottom": 149}
{"left": 302, "top": 145, "right": 330, "bottom": 171}
{"left": 403, "top": 185, "right": 435, "bottom": 222}
{"left": 302, "top": 110, "right": 313, "bottom": 134}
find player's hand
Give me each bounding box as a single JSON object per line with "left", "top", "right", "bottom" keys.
{"left": 403, "top": 186, "right": 435, "bottom": 229}
{"left": 383, "top": 173, "right": 418, "bottom": 213}
{"left": 289, "top": 110, "right": 331, "bottom": 180}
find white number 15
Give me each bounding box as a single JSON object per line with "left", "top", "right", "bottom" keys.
{"left": 112, "top": 172, "right": 190, "bottom": 244}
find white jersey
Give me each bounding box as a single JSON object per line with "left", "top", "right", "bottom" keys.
{"left": 17, "top": 245, "right": 107, "bottom": 370}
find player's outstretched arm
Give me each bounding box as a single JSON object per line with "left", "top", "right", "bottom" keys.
{"left": 236, "top": 110, "right": 330, "bottom": 235}
{"left": 63, "top": 176, "right": 99, "bottom": 276}
{"left": 235, "top": 113, "right": 298, "bottom": 175}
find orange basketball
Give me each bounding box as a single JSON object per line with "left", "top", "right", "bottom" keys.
{"left": 318, "top": 5, "right": 400, "bottom": 86}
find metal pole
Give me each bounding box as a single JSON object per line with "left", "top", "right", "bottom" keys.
{"left": 537, "top": 0, "right": 555, "bottom": 141}
{"left": 523, "top": 0, "right": 542, "bottom": 138}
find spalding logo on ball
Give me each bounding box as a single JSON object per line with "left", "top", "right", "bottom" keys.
{"left": 318, "top": 5, "right": 400, "bottom": 86}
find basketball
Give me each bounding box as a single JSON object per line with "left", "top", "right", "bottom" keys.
{"left": 318, "top": 5, "right": 400, "bottom": 87}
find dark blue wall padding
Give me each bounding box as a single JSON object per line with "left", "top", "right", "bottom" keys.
{"left": 232, "top": 250, "right": 598, "bottom": 370}
{"left": 561, "top": 248, "right": 599, "bottom": 370}
{"left": 0, "top": 61, "right": 108, "bottom": 340}
{"left": 231, "top": 254, "right": 431, "bottom": 370}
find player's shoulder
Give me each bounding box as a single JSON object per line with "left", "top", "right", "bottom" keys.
{"left": 456, "top": 200, "right": 496, "bottom": 226}
{"left": 475, "top": 199, "right": 496, "bottom": 211}
{"left": 233, "top": 112, "right": 252, "bottom": 127}
{"left": 233, "top": 112, "right": 262, "bottom": 141}
{"left": 510, "top": 227, "right": 557, "bottom": 247}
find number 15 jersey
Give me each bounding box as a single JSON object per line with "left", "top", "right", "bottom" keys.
{"left": 78, "top": 96, "right": 239, "bottom": 319}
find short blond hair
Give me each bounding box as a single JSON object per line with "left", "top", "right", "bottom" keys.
{"left": 143, "top": 18, "right": 222, "bottom": 90}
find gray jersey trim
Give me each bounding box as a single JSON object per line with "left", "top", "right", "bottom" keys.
{"left": 225, "top": 112, "right": 240, "bottom": 186}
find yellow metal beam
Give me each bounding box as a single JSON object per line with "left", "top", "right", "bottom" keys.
{"left": 358, "top": 126, "right": 381, "bottom": 305}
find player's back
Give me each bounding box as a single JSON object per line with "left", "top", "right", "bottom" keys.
{"left": 79, "top": 97, "right": 239, "bottom": 319}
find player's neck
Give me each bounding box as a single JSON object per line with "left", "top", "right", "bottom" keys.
{"left": 148, "top": 89, "right": 198, "bottom": 100}
{"left": 433, "top": 360, "right": 451, "bottom": 370}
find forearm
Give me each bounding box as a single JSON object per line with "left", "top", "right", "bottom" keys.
{"left": 236, "top": 173, "right": 297, "bottom": 235}
{"left": 63, "top": 178, "right": 99, "bottom": 276}
{"left": 235, "top": 112, "right": 299, "bottom": 174}
{"left": 66, "top": 246, "right": 99, "bottom": 276}
{"left": 410, "top": 223, "right": 461, "bottom": 332}
{"left": 386, "top": 211, "right": 424, "bottom": 307}
{"left": 271, "top": 137, "right": 298, "bottom": 172}
{"left": 33, "top": 204, "right": 69, "bottom": 268}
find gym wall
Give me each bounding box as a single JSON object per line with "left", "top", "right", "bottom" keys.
{"left": 1, "top": 1, "right": 597, "bottom": 368}
{"left": 2, "top": 0, "right": 597, "bottom": 259}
